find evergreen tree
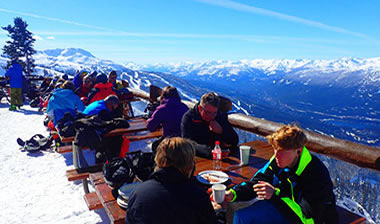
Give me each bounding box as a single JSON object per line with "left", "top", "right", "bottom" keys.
{"left": 2, "top": 17, "right": 36, "bottom": 75}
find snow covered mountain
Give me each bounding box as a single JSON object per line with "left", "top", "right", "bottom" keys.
{"left": 135, "top": 58, "right": 380, "bottom": 88}
{"left": 2, "top": 48, "right": 379, "bottom": 146}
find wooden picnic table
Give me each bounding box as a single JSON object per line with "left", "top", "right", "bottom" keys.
{"left": 86, "top": 140, "right": 366, "bottom": 224}
{"left": 62, "top": 117, "right": 156, "bottom": 193}
{"left": 60, "top": 116, "right": 149, "bottom": 143}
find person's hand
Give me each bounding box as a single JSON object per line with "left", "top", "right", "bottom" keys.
{"left": 253, "top": 181, "right": 275, "bottom": 200}
{"left": 224, "top": 189, "right": 234, "bottom": 202}
{"left": 210, "top": 190, "right": 230, "bottom": 210}
{"left": 211, "top": 201, "right": 222, "bottom": 210}
{"left": 209, "top": 120, "right": 223, "bottom": 134}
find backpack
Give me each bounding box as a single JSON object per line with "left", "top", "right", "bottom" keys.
{"left": 17, "top": 134, "right": 53, "bottom": 152}
{"left": 126, "top": 150, "right": 155, "bottom": 182}
{"left": 103, "top": 157, "right": 135, "bottom": 189}
{"left": 102, "top": 150, "right": 155, "bottom": 188}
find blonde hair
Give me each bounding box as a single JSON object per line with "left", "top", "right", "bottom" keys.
{"left": 155, "top": 137, "right": 195, "bottom": 175}
{"left": 266, "top": 125, "right": 307, "bottom": 150}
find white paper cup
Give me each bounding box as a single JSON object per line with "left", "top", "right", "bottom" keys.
{"left": 212, "top": 184, "right": 226, "bottom": 204}
{"left": 239, "top": 145, "right": 251, "bottom": 165}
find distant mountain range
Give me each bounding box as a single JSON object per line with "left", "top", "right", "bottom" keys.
{"left": 1, "top": 48, "right": 379, "bottom": 146}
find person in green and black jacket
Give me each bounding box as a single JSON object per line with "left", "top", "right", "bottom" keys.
{"left": 224, "top": 125, "right": 338, "bottom": 224}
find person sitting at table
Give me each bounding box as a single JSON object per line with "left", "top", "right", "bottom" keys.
{"left": 83, "top": 94, "right": 119, "bottom": 118}
{"left": 223, "top": 125, "right": 338, "bottom": 224}
{"left": 75, "top": 74, "right": 94, "bottom": 99}
{"left": 147, "top": 86, "right": 189, "bottom": 153}
{"left": 126, "top": 137, "right": 218, "bottom": 224}
{"left": 87, "top": 73, "right": 117, "bottom": 104}
{"left": 46, "top": 80, "right": 85, "bottom": 127}
{"left": 181, "top": 92, "right": 238, "bottom": 157}
{"left": 108, "top": 70, "right": 118, "bottom": 88}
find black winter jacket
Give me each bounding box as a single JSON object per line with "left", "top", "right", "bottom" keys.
{"left": 181, "top": 103, "right": 238, "bottom": 155}
{"left": 126, "top": 167, "right": 217, "bottom": 224}
{"left": 232, "top": 148, "right": 338, "bottom": 224}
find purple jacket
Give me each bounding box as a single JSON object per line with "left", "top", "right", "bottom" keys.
{"left": 147, "top": 97, "right": 188, "bottom": 138}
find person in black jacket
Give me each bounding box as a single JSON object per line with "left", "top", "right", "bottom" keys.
{"left": 181, "top": 92, "right": 239, "bottom": 157}
{"left": 224, "top": 125, "right": 338, "bottom": 224}
{"left": 126, "top": 137, "right": 218, "bottom": 224}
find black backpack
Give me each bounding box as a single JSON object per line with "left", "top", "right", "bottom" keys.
{"left": 126, "top": 150, "right": 155, "bottom": 182}
{"left": 103, "top": 157, "right": 135, "bottom": 189}
{"left": 102, "top": 150, "right": 155, "bottom": 188}
{"left": 17, "top": 134, "right": 53, "bottom": 152}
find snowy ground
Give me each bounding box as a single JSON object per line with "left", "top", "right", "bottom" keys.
{"left": 0, "top": 101, "right": 149, "bottom": 224}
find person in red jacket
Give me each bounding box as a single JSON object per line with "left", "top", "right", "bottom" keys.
{"left": 75, "top": 74, "right": 93, "bottom": 99}
{"left": 87, "top": 73, "right": 117, "bottom": 104}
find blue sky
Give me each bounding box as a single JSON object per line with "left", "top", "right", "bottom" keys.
{"left": 1, "top": 0, "right": 380, "bottom": 64}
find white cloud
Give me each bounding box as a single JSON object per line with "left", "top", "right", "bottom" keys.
{"left": 33, "top": 35, "right": 43, "bottom": 40}
{"left": 47, "top": 36, "right": 55, "bottom": 40}
{"left": 195, "top": 0, "right": 369, "bottom": 39}
{"left": 0, "top": 8, "right": 116, "bottom": 32}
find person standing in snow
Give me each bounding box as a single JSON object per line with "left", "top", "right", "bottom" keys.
{"left": 5, "top": 60, "right": 23, "bottom": 111}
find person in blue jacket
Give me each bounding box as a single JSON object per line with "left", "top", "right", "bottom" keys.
{"left": 72, "top": 70, "right": 87, "bottom": 89}
{"left": 47, "top": 81, "right": 85, "bottom": 126}
{"left": 5, "top": 60, "right": 23, "bottom": 111}
{"left": 83, "top": 94, "right": 119, "bottom": 116}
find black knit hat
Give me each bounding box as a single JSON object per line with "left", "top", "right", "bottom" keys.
{"left": 95, "top": 73, "right": 108, "bottom": 84}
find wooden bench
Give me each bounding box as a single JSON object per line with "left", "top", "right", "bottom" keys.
{"left": 58, "top": 130, "right": 162, "bottom": 154}
{"left": 66, "top": 164, "right": 103, "bottom": 181}
{"left": 57, "top": 145, "right": 89, "bottom": 154}
{"left": 88, "top": 172, "right": 126, "bottom": 224}
{"left": 84, "top": 192, "right": 103, "bottom": 210}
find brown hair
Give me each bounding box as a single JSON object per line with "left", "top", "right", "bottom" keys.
{"left": 155, "top": 137, "right": 195, "bottom": 175}
{"left": 200, "top": 92, "right": 220, "bottom": 108}
{"left": 160, "top": 86, "right": 180, "bottom": 102}
{"left": 266, "top": 125, "right": 307, "bottom": 150}
{"left": 60, "top": 81, "right": 75, "bottom": 91}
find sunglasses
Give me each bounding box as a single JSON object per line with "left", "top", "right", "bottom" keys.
{"left": 200, "top": 105, "right": 217, "bottom": 116}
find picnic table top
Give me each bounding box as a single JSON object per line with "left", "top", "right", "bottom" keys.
{"left": 60, "top": 117, "right": 149, "bottom": 143}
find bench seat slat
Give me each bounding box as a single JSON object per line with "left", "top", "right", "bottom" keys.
{"left": 84, "top": 192, "right": 103, "bottom": 210}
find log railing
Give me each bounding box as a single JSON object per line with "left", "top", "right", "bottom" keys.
{"left": 128, "top": 88, "right": 380, "bottom": 171}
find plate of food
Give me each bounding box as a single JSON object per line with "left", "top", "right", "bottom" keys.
{"left": 196, "top": 170, "right": 229, "bottom": 185}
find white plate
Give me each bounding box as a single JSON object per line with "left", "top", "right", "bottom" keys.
{"left": 196, "top": 170, "right": 229, "bottom": 185}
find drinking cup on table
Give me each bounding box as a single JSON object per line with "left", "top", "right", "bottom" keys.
{"left": 212, "top": 184, "right": 227, "bottom": 204}
{"left": 239, "top": 145, "right": 251, "bottom": 165}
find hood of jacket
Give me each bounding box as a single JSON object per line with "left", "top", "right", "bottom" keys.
{"left": 150, "top": 167, "right": 190, "bottom": 185}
